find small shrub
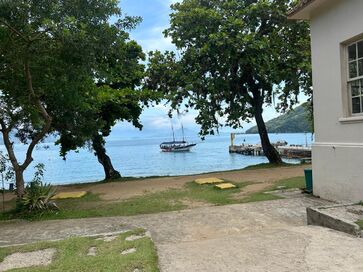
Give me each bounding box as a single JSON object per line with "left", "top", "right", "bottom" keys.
{"left": 17, "top": 164, "right": 58, "bottom": 213}
{"left": 18, "top": 181, "right": 58, "bottom": 213}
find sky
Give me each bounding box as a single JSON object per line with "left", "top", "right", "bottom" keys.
{"left": 111, "top": 0, "right": 306, "bottom": 139}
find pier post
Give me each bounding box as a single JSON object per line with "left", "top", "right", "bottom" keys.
{"left": 230, "top": 133, "right": 235, "bottom": 147}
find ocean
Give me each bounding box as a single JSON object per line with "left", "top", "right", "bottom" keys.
{"left": 0, "top": 133, "right": 313, "bottom": 185}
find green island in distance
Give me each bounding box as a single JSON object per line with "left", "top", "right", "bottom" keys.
{"left": 246, "top": 103, "right": 312, "bottom": 134}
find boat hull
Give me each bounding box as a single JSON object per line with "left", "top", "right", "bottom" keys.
{"left": 160, "top": 144, "right": 196, "bottom": 152}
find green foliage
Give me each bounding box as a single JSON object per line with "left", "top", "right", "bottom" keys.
{"left": 19, "top": 181, "right": 58, "bottom": 213}
{"left": 0, "top": 0, "right": 155, "bottom": 186}
{"left": 146, "top": 0, "right": 312, "bottom": 163}
{"left": 17, "top": 164, "right": 58, "bottom": 213}
{"left": 356, "top": 220, "right": 363, "bottom": 230}
{"left": 246, "top": 103, "right": 312, "bottom": 134}
{"left": 0, "top": 0, "right": 124, "bottom": 143}
{"left": 44, "top": 2, "right": 159, "bottom": 178}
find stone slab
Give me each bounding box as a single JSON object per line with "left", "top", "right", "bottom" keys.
{"left": 0, "top": 248, "right": 56, "bottom": 271}
{"left": 215, "top": 183, "right": 237, "bottom": 190}
{"left": 307, "top": 204, "right": 362, "bottom": 237}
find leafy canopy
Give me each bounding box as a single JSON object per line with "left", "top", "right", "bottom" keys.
{"left": 0, "top": 0, "right": 151, "bottom": 157}
{"left": 0, "top": 0, "right": 137, "bottom": 142}
{"left": 147, "top": 0, "right": 311, "bottom": 135}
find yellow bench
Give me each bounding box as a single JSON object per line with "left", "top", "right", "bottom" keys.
{"left": 52, "top": 191, "right": 87, "bottom": 199}
{"left": 195, "top": 178, "right": 224, "bottom": 185}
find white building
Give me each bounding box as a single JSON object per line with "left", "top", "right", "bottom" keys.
{"left": 289, "top": 0, "right": 363, "bottom": 203}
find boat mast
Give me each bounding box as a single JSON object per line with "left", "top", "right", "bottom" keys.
{"left": 177, "top": 109, "right": 185, "bottom": 142}
{"left": 170, "top": 119, "right": 176, "bottom": 142}
{"left": 181, "top": 122, "right": 185, "bottom": 142}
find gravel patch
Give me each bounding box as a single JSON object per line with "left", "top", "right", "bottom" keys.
{"left": 0, "top": 248, "right": 56, "bottom": 271}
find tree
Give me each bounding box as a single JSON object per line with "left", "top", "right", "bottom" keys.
{"left": 55, "top": 19, "right": 150, "bottom": 180}
{"left": 0, "top": 0, "right": 143, "bottom": 197}
{"left": 146, "top": 0, "right": 311, "bottom": 164}
{"left": 56, "top": 87, "right": 153, "bottom": 180}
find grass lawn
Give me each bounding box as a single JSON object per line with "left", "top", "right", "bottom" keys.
{"left": 239, "top": 176, "right": 306, "bottom": 203}
{"left": 356, "top": 220, "right": 363, "bottom": 230}
{"left": 0, "top": 177, "right": 306, "bottom": 221}
{"left": 0, "top": 229, "right": 158, "bottom": 272}
{"left": 270, "top": 176, "right": 306, "bottom": 190}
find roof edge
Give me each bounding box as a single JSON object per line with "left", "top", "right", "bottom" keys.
{"left": 288, "top": 0, "right": 332, "bottom": 20}
{"left": 288, "top": 0, "right": 316, "bottom": 17}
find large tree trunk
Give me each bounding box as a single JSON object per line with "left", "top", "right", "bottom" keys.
{"left": 14, "top": 168, "right": 25, "bottom": 197}
{"left": 92, "top": 135, "right": 121, "bottom": 180}
{"left": 0, "top": 125, "right": 26, "bottom": 198}
{"left": 254, "top": 104, "right": 283, "bottom": 164}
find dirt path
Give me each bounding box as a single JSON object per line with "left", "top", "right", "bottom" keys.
{"left": 57, "top": 165, "right": 308, "bottom": 201}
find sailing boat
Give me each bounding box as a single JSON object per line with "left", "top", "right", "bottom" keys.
{"left": 160, "top": 113, "right": 196, "bottom": 152}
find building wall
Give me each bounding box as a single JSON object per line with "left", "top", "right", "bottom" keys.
{"left": 310, "top": 0, "right": 363, "bottom": 202}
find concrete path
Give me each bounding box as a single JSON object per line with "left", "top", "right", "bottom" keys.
{"left": 0, "top": 195, "right": 363, "bottom": 271}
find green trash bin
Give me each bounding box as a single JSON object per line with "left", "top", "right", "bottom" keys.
{"left": 304, "top": 169, "right": 313, "bottom": 193}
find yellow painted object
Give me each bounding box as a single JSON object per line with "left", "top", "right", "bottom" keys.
{"left": 52, "top": 191, "right": 87, "bottom": 200}
{"left": 215, "top": 183, "right": 237, "bottom": 190}
{"left": 195, "top": 178, "right": 224, "bottom": 185}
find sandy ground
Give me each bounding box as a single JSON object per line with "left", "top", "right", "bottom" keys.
{"left": 57, "top": 165, "right": 308, "bottom": 201}
{"left": 0, "top": 194, "right": 362, "bottom": 271}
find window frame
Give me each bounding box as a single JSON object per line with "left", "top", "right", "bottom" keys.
{"left": 347, "top": 39, "right": 363, "bottom": 116}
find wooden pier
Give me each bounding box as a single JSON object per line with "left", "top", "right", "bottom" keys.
{"left": 229, "top": 133, "right": 312, "bottom": 159}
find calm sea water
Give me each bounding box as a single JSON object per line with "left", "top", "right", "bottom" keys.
{"left": 0, "top": 133, "right": 313, "bottom": 185}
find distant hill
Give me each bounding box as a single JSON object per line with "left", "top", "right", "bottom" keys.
{"left": 246, "top": 103, "right": 312, "bottom": 134}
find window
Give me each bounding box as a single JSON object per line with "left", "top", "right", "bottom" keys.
{"left": 348, "top": 40, "right": 363, "bottom": 114}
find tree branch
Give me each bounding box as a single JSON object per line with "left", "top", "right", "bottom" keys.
{"left": 0, "top": 19, "right": 29, "bottom": 43}
{"left": 0, "top": 118, "right": 6, "bottom": 133}
{"left": 20, "top": 50, "right": 53, "bottom": 171}
{"left": 0, "top": 119, "right": 20, "bottom": 171}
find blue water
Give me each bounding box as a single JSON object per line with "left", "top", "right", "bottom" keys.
{"left": 0, "top": 133, "right": 313, "bottom": 185}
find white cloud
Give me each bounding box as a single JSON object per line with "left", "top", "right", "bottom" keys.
{"left": 138, "top": 35, "right": 175, "bottom": 53}
{"left": 141, "top": 106, "right": 199, "bottom": 130}
{"left": 127, "top": 9, "right": 176, "bottom": 52}
{"left": 149, "top": 116, "right": 170, "bottom": 129}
